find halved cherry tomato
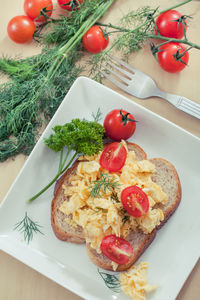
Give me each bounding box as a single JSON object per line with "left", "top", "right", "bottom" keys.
{"left": 157, "top": 42, "right": 189, "bottom": 73}
{"left": 7, "top": 15, "right": 36, "bottom": 44}
{"left": 100, "top": 142, "right": 127, "bottom": 172}
{"left": 121, "top": 186, "right": 149, "bottom": 218}
{"left": 57, "top": 0, "right": 84, "bottom": 11}
{"left": 155, "top": 10, "right": 187, "bottom": 39}
{"left": 24, "top": 0, "right": 53, "bottom": 23}
{"left": 100, "top": 234, "right": 133, "bottom": 264}
{"left": 104, "top": 109, "right": 136, "bottom": 141}
{"left": 82, "top": 25, "right": 109, "bottom": 54}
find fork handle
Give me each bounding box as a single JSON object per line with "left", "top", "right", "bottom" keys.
{"left": 154, "top": 90, "right": 200, "bottom": 120}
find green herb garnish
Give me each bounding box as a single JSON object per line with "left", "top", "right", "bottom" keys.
{"left": 14, "top": 212, "right": 43, "bottom": 244}
{"left": 27, "top": 118, "right": 105, "bottom": 202}
{"left": 90, "top": 171, "right": 120, "bottom": 198}
{"left": 98, "top": 268, "right": 121, "bottom": 293}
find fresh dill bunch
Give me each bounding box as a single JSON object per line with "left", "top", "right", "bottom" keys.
{"left": 0, "top": 46, "right": 82, "bottom": 161}
{"left": 14, "top": 212, "right": 43, "bottom": 244}
{"left": 0, "top": 0, "right": 114, "bottom": 162}
{"left": 28, "top": 118, "right": 105, "bottom": 202}
{"left": 0, "top": 57, "right": 35, "bottom": 81}
{"left": 89, "top": 171, "right": 120, "bottom": 198}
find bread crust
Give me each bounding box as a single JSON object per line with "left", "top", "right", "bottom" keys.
{"left": 51, "top": 142, "right": 181, "bottom": 271}
{"left": 51, "top": 161, "right": 85, "bottom": 244}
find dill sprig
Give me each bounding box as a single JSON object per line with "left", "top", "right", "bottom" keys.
{"left": 89, "top": 171, "right": 120, "bottom": 198}
{"left": 92, "top": 107, "right": 103, "bottom": 122}
{"left": 14, "top": 212, "right": 43, "bottom": 244}
{"left": 98, "top": 268, "right": 121, "bottom": 293}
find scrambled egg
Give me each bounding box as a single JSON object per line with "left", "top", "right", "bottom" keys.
{"left": 59, "top": 141, "right": 168, "bottom": 253}
{"left": 119, "top": 262, "right": 157, "bottom": 300}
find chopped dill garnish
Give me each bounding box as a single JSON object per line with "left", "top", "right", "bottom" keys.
{"left": 121, "top": 208, "right": 130, "bottom": 224}
{"left": 94, "top": 207, "right": 108, "bottom": 214}
{"left": 89, "top": 171, "right": 120, "bottom": 198}
{"left": 111, "top": 191, "right": 120, "bottom": 203}
{"left": 122, "top": 214, "right": 130, "bottom": 224}
{"left": 98, "top": 268, "right": 121, "bottom": 293}
{"left": 14, "top": 212, "right": 43, "bottom": 244}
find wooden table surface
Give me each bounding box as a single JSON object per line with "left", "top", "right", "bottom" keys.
{"left": 0, "top": 0, "right": 199, "bottom": 299}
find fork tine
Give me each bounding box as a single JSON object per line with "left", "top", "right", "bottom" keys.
{"left": 106, "top": 61, "right": 133, "bottom": 79}
{"left": 109, "top": 55, "right": 138, "bottom": 73}
{"left": 100, "top": 69, "right": 129, "bottom": 91}
{"left": 102, "top": 64, "right": 130, "bottom": 85}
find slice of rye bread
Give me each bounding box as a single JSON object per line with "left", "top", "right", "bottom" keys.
{"left": 51, "top": 142, "right": 147, "bottom": 244}
{"left": 86, "top": 157, "right": 182, "bottom": 271}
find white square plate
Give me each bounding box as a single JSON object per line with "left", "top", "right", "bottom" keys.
{"left": 0, "top": 77, "right": 200, "bottom": 300}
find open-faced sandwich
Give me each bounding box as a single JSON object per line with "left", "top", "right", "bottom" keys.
{"left": 51, "top": 140, "right": 181, "bottom": 273}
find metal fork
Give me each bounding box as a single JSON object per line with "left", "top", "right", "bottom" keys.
{"left": 101, "top": 55, "right": 200, "bottom": 120}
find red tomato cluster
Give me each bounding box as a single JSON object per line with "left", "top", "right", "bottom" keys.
{"left": 7, "top": 0, "right": 53, "bottom": 44}
{"left": 7, "top": 0, "right": 108, "bottom": 53}
{"left": 155, "top": 10, "right": 189, "bottom": 73}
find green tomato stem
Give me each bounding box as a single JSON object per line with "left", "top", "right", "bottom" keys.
{"left": 27, "top": 151, "right": 77, "bottom": 203}
{"left": 148, "top": 34, "right": 200, "bottom": 50}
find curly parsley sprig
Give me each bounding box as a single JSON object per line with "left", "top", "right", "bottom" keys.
{"left": 27, "top": 119, "right": 105, "bottom": 203}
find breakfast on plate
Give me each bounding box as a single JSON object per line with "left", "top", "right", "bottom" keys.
{"left": 48, "top": 109, "right": 181, "bottom": 299}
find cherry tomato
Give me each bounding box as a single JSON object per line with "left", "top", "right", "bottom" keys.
{"left": 57, "top": 0, "right": 84, "bottom": 11}
{"left": 121, "top": 186, "right": 149, "bottom": 218}
{"left": 100, "top": 235, "right": 133, "bottom": 264}
{"left": 24, "top": 0, "right": 53, "bottom": 23}
{"left": 104, "top": 109, "right": 136, "bottom": 141}
{"left": 7, "top": 15, "right": 36, "bottom": 44}
{"left": 155, "top": 10, "right": 187, "bottom": 39}
{"left": 157, "top": 42, "right": 189, "bottom": 73}
{"left": 82, "top": 25, "right": 109, "bottom": 54}
{"left": 100, "top": 142, "right": 127, "bottom": 172}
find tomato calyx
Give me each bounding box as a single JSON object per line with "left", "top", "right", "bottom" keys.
{"left": 34, "top": 4, "right": 53, "bottom": 22}
{"left": 150, "top": 42, "right": 164, "bottom": 61}
{"left": 120, "top": 110, "right": 136, "bottom": 126}
{"left": 173, "top": 47, "right": 190, "bottom": 65}
{"left": 171, "top": 15, "right": 189, "bottom": 37}
{"left": 62, "top": 0, "right": 81, "bottom": 10}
